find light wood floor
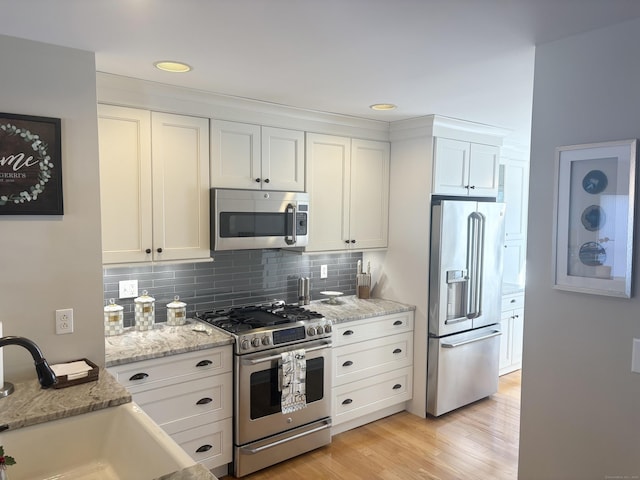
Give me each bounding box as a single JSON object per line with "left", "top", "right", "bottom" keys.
{"left": 224, "top": 371, "right": 521, "bottom": 480}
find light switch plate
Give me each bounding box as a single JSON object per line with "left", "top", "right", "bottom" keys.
{"left": 632, "top": 338, "right": 640, "bottom": 374}
{"left": 119, "top": 280, "right": 138, "bottom": 299}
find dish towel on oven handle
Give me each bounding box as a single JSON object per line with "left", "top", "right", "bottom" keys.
{"left": 279, "top": 348, "right": 307, "bottom": 413}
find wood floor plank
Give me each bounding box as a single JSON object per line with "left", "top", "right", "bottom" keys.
{"left": 224, "top": 371, "right": 521, "bottom": 480}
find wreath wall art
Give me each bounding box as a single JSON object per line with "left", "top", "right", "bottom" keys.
{"left": 0, "top": 112, "right": 62, "bottom": 215}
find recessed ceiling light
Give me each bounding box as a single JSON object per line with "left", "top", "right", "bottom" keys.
{"left": 370, "top": 103, "right": 397, "bottom": 111}
{"left": 154, "top": 61, "right": 192, "bottom": 73}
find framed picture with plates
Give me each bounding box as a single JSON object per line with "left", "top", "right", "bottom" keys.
{"left": 552, "top": 139, "right": 637, "bottom": 298}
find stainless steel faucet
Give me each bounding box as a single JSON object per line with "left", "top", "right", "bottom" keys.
{"left": 0, "top": 336, "right": 57, "bottom": 396}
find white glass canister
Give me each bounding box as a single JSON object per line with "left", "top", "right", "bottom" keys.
{"left": 104, "top": 298, "right": 124, "bottom": 336}
{"left": 166, "top": 295, "right": 187, "bottom": 326}
{"left": 134, "top": 290, "right": 155, "bottom": 331}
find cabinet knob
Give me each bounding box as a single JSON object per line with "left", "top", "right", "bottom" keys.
{"left": 145, "top": 248, "right": 152, "bottom": 254}
{"left": 255, "top": 178, "right": 261, "bottom": 183}
{"left": 342, "top": 398, "right": 353, "bottom": 405}
{"left": 464, "top": 185, "right": 470, "bottom": 189}
{"left": 129, "top": 372, "right": 149, "bottom": 381}
{"left": 393, "top": 348, "right": 402, "bottom": 354}
{"left": 264, "top": 178, "right": 270, "bottom": 183}
{"left": 196, "top": 359, "right": 213, "bottom": 367}
{"left": 392, "top": 383, "right": 402, "bottom": 390}
{"left": 393, "top": 320, "right": 403, "bottom": 326}
{"left": 345, "top": 240, "right": 350, "bottom": 244}
{"left": 342, "top": 360, "right": 354, "bottom": 367}
{"left": 510, "top": 299, "right": 516, "bottom": 303}
{"left": 469, "top": 185, "right": 476, "bottom": 189}
{"left": 196, "top": 444, "right": 213, "bottom": 453}
{"left": 196, "top": 397, "right": 213, "bottom": 405}
{"left": 350, "top": 239, "right": 356, "bottom": 244}
{"left": 157, "top": 248, "right": 163, "bottom": 253}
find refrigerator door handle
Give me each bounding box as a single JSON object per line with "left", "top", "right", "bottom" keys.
{"left": 466, "top": 212, "right": 485, "bottom": 319}
{"left": 441, "top": 329, "right": 501, "bottom": 348}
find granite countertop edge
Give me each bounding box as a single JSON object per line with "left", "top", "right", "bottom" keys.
{"left": 306, "top": 295, "right": 416, "bottom": 323}
{"left": 0, "top": 367, "right": 131, "bottom": 431}
{"left": 105, "top": 320, "right": 234, "bottom": 367}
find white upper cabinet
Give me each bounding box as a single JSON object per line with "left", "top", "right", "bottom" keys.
{"left": 499, "top": 155, "right": 530, "bottom": 287}
{"left": 210, "top": 119, "right": 305, "bottom": 191}
{"left": 98, "top": 105, "right": 210, "bottom": 264}
{"left": 306, "top": 133, "right": 389, "bottom": 251}
{"left": 433, "top": 137, "right": 500, "bottom": 197}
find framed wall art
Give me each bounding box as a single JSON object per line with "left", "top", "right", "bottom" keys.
{"left": 552, "top": 139, "right": 637, "bottom": 298}
{"left": 0, "top": 112, "right": 63, "bottom": 215}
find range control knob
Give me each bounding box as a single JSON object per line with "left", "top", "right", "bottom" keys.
{"left": 251, "top": 337, "right": 261, "bottom": 348}
{"left": 261, "top": 336, "right": 271, "bottom": 346}
{"left": 307, "top": 326, "right": 317, "bottom": 336}
{"left": 240, "top": 339, "right": 250, "bottom": 350}
{"left": 324, "top": 324, "right": 332, "bottom": 333}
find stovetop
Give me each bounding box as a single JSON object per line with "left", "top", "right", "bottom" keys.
{"left": 195, "top": 303, "right": 332, "bottom": 354}
{"left": 195, "top": 303, "right": 324, "bottom": 334}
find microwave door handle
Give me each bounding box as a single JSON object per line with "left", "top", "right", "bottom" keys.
{"left": 285, "top": 203, "right": 297, "bottom": 245}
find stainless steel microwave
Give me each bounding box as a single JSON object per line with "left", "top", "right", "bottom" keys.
{"left": 211, "top": 189, "right": 309, "bottom": 251}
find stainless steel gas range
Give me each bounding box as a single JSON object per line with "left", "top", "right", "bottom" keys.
{"left": 196, "top": 303, "right": 333, "bottom": 477}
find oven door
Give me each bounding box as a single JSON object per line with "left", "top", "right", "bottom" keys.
{"left": 235, "top": 338, "right": 331, "bottom": 446}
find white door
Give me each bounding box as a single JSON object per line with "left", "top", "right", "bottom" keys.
{"left": 262, "top": 126, "right": 305, "bottom": 191}
{"left": 305, "top": 133, "right": 351, "bottom": 251}
{"left": 210, "top": 120, "right": 261, "bottom": 189}
{"left": 349, "top": 139, "right": 390, "bottom": 249}
{"left": 468, "top": 143, "right": 500, "bottom": 197}
{"left": 98, "top": 105, "right": 153, "bottom": 264}
{"left": 151, "top": 112, "right": 210, "bottom": 261}
{"left": 433, "top": 137, "right": 470, "bottom": 196}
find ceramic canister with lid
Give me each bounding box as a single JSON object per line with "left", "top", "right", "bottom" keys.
{"left": 166, "top": 295, "right": 187, "bottom": 326}
{"left": 104, "top": 298, "right": 124, "bottom": 336}
{"left": 134, "top": 290, "right": 155, "bottom": 331}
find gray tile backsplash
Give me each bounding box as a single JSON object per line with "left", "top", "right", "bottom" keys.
{"left": 103, "top": 250, "right": 362, "bottom": 327}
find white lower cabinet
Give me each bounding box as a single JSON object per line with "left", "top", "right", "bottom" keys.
{"left": 108, "top": 347, "right": 233, "bottom": 471}
{"left": 499, "top": 293, "right": 524, "bottom": 375}
{"left": 331, "top": 311, "right": 414, "bottom": 434}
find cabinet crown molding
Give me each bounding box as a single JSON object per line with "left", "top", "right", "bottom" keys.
{"left": 390, "top": 114, "right": 510, "bottom": 146}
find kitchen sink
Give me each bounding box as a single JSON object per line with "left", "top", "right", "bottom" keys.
{"left": 0, "top": 402, "right": 195, "bottom": 479}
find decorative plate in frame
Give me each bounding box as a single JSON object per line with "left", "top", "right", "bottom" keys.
{"left": 552, "top": 139, "right": 637, "bottom": 298}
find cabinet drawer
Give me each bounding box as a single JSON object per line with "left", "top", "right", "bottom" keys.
{"left": 333, "top": 311, "right": 413, "bottom": 347}
{"left": 170, "top": 418, "right": 232, "bottom": 470}
{"left": 332, "top": 367, "right": 412, "bottom": 426}
{"left": 133, "top": 372, "right": 232, "bottom": 425}
{"left": 108, "top": 348, "right": 232, "bottom": 391}
{"left": 333, "top": 332, "right": 413, "bottom": 386}
{"left": 501, "top": 293, "right": 525, "bottom": 311}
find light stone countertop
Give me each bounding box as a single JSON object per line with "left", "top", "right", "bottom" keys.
{"left": 156, "top": 464, "right": 217, "bottom": 480}
{"left": 306, "top": 295, "right": 415, "bottom": 323}
{"left": 105, "top": 319, "right": 234, "bottom": 367}
{"left": 0, "top": 368, "right": 130, "bottom": 431}
{"left": 502, "top": 283, "right": 526, "bottom": 296}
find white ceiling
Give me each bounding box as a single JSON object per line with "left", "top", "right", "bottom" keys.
{"left": 2, "top": 0, "right": 640, "bottom": 149}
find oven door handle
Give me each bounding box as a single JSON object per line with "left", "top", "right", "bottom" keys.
{"left": 241, "top": 419, "right": 332, "bottom": 454}
{"left": 242, "top": 342, "right": 332, "bottom": 365}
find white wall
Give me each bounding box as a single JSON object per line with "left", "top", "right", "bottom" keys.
{"left": 519, "top": 19, "right": 640, "bottom": 479}
{"left": 0, "top": 35, "right": 104, "bottom": 382}
{"left": 364, "top": 132, "right": 434, "bottom": 416}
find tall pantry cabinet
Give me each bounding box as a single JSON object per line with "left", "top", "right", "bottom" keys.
{"left": 97, "top": 104, "right": 210, "bottom": 264}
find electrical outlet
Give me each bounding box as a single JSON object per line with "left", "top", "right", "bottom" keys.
{"left": 55, "top": 308, "right": 74, "bottom": 335}
{"left": 320, "top": 264, "right": 328, "bottom": 279}
{"left": 119, "top": 279, "right": 138, "bottom": 299}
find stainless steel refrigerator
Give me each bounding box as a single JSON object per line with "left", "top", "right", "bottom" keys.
{"left": 427, "top": 199, "right": 506, "bottom": 417}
